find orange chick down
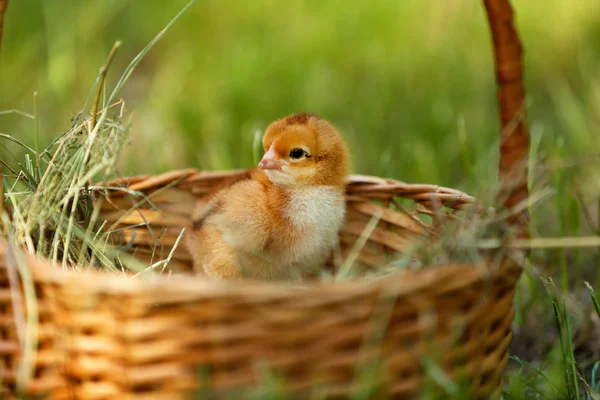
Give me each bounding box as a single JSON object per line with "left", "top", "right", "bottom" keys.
{"left": 185, "top": 113, "right": 350, "bottom": 280}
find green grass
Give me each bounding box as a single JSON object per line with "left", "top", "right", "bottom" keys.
{"left": 2, "top": 0, "right": 600, "bottom": 398}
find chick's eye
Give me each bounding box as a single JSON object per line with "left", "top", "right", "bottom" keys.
{"left": 289, "top": 148, "right": 308, "bottom": 159}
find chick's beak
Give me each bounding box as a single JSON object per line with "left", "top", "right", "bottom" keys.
{"left": 258, "top": 146, "right": 283, "bottom": 171}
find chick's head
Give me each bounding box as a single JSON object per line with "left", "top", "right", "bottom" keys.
{"left": 259, "top": 113, "right": 350, "bottom": 187}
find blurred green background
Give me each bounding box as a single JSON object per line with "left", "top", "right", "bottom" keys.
{"left": 1, "top": 0, "right": 600, "bottom": 213}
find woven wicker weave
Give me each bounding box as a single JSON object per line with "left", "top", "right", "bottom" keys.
{"left": 0, "top": 0, "right": 528, "bottom": 398}
{"left": 94, "top": 170, "right": 480, "bottom": 274}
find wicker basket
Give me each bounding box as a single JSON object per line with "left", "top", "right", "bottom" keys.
{"left": 0, "top": 0, "right": 529, "bottom": 398}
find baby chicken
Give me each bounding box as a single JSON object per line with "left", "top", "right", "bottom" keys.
{"left": 185, "top": 113, "right": 350, "bottom": 280}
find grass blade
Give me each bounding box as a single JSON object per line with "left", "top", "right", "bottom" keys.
{"left": 585, "top": 281, "right": 600, "bottom": 319}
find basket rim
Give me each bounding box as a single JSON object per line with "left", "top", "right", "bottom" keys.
{"left": 97, "top": 168, "right": 479, "bottom": 204}
{"left": 1, "top": 237, "right": 517, "bottom": 299}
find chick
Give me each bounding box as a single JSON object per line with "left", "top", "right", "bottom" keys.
{"left": 185, "top": 113, "right": 350, "bottom": 280}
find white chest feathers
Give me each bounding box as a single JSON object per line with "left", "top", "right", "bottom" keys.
{"left": 284, "top": 186, "right": 346, "bottom": 263}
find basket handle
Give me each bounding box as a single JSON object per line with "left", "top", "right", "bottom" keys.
{"left": 0, "top": 0, "right": 7, "bottom": 57}
{"left": 483, "top": 0, "right": 529, "bottom": 235}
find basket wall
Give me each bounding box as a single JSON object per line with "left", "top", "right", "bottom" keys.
{"left": 1, "top": 240, "right": 520, "bottom": 400}
{"left": 0, "top": 243, "right": 63, "bottom": 398}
